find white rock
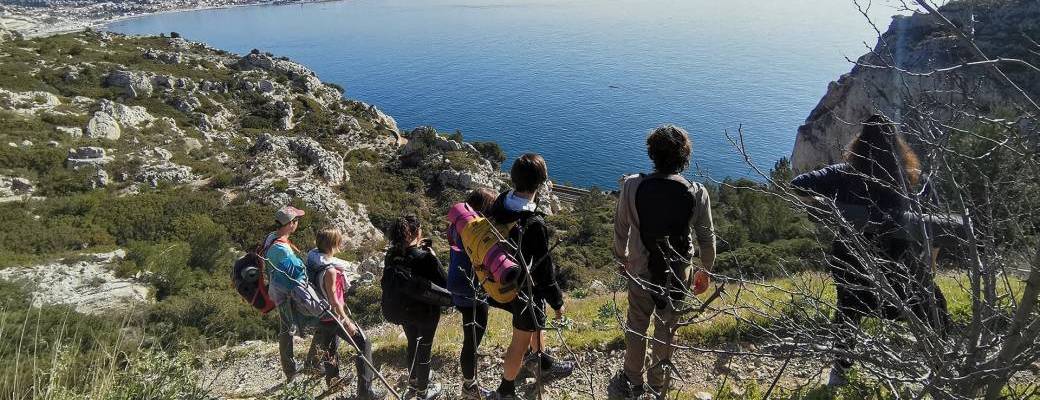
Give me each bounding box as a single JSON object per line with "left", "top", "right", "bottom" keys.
{"left": 153, "top": 147, "right": 173, "bottom": 161}
{"left": 182, "top": 137, "right": 203, "bottom": 152}
{"left": 85, "top": 112, "right": 121, "bottom": 140}
{"left": 97, "top": 99, "right": 155, "bottom": 127}
{"left": 56, "top": 126, "right": 83, "bottom": 137}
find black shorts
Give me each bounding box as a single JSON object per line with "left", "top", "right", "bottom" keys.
{"left": 489, "top": 294, "right": 547, "bottom": 332}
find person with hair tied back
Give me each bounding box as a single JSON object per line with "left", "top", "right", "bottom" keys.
{"left": 380, "top": 215, "right": 450, "bottom": 400}
{"left": 608, "top": 125, "right": 716, "bottom": 400}
{"left": 305, "top": 227, "right": 384, "bottom": 399}
{"left": 789, "top": 114, "right": 951, "bottom": 387}
{"left": 446, "top": 188, "right": 500, "bottom": 399}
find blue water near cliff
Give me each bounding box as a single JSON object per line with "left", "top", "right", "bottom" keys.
{"left": 108, "top": 0, "right": 896, "bottom": 188}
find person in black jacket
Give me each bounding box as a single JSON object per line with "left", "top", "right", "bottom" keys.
{"left": 487, "top": 153, "right": 574, "bottom": 400}
{"left": 790, "top": 114, "right": 951, "bottom": 387}
{"left": 381, "top": 215, "right": 450, "bottom": 400}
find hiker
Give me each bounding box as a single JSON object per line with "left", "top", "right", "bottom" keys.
{"left": 446, "top": 188, "right": 499, "bottom": 399}
{"left": 381, "top": 215, "right": 451, "bottom": 400}
{"left": 486, "top": 153, "right": 574, "bottom": 400}
{"left": 264, "top": 205, "right": 324, "bottom": 382}
{"left": 305, "top": 227, "right": 384, "bottom": 399}
{"left": 789, "top": 114, "right": 951, "bottom": 386}
{"left": 608, "top": 125, "right": 716, "bottom": 400}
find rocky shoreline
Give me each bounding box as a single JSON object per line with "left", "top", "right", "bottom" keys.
{"left": 0, "top": 0, "right": 327, "bottom": 39}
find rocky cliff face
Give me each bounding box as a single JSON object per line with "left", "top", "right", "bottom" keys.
{"left": 791, "top": 0, "right": 1040, "bottom": 172}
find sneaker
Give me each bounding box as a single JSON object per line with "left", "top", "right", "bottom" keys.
{"left": 405, "top": 383, "right": 442, "bottom": 400}
{"left": 519, "top": 352, "right": 540, "bottom": 377}
{"left": 607, "top": 371, "right": 645, "bottom": 400}
{"left": 826, "top": 363, "right": 849, "bottom": 387}
{"left": 462, "top": 382, "right": 493, "bottom": 400}
{"left": 522, "top": 354, "right": 574, "bottom": 383}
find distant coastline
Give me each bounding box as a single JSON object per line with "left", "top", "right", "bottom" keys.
{"left": 0, "top": 0, "right": 331, "bottom": 38}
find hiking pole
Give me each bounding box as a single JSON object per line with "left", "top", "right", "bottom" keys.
{"left": 264, "top": 256, "right": 403, "bottom": 400}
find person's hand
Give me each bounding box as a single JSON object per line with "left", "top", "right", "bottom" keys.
{"left": 553, "top": 305, "right": 565, "bottom": 321}
{"left": 341, "top": 318, "right": 358, "bottom": 337}
{"left": 692, "top": 270, "right": 710, "bottom": 295}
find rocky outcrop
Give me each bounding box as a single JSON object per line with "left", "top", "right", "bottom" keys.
{"left": 136, "top": 161, "right": 195, "bottom": 187}
{"left": 0, "top": 88, "right": 61, "bottom": 113}
{"left": 401, "top": 127, "right": 507, "bottom": 192}
{"left": 0, "top": 250, "right": 150, "bottom": 315}
{"left": 0, "top": 175, "right": 34, "bottom": 198}
{"left": 791, "top": 0, "right": 1040, "bottom": 172}
{"left": 247, "top": 133, "right": 380, "bottom": 250}
{"left": 97, "top": 99, "right": 155, "bottom": 127}
{"left": 350, "top": 100, "right": 400, "bottom": 136}
{"left": 66, "top": 146, "right": 111, "bottom": 168}
{"left": 105, "top": 69, "right": 154, "bottom": 98}
{"left": 254, "top": 134, "right": 346, "bottom": 185}
{"left": 236, "top": 52, "right": 314, "bottom": 79}
{"left": 85, "top": 111, "right": 121, "bottom": 140}
{"left": 143, "top": 48, "right": 184, "bottom": 65}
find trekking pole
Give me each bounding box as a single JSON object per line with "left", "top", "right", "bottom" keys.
{"left": 264, "top": 256, "right": 403, "bottom": 400}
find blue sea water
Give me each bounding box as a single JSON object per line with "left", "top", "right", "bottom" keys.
{"left": 108, "top": 0, "right": 898, "bottom": 189}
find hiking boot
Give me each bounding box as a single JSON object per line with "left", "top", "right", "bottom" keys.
{"left": 404, "top": 383, "right": 442, "bottom": 400}
{"left": 522, "top": 353, "right": 574, "bottom": 383}
{"left": 607, "top": 371, "right": 646, "bottom": 400}
{"left": 826, "top": 362, "right": 849, "bottom": 387}
{"left": 462, "top": 382, "right": 493, "bottom": 400}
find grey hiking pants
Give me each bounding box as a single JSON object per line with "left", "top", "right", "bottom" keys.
{"left": 622, "top": 276, "right": 681, "bottom": 389}
{"left": 277, "top": 300, "right": 300, "bottom": 379}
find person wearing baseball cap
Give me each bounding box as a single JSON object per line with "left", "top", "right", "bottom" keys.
{"left": 264, "top": 205, "right": 309, "bottom": 382}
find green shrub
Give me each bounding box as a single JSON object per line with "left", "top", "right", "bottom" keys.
{"left": 171, "top": 214, "right": 232, "bottom": 272}
{"left": 471, "top": 141, "right": 506, "bottom": 167}
{"left": 106, "top": 351, "right": 217, "bottom": 400}
{"left": 713, "top": 238, "right": 825, "bottom": 278}
{"left": 146, "top": 287, "right": 274, "bottom": 349}
{"left": 346, "top": 283, "right": 384, "bottom": 327}
{"left": 125, "top": 241, "right": 197, "bottom": 299}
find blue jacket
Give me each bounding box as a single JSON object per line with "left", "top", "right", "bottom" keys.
{"left": 446, "top": 228, "right": 478, "bottom": 307}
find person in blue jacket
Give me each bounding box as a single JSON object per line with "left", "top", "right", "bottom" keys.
{"left": 446, "top": 188, "right": 499, "bottom": 399}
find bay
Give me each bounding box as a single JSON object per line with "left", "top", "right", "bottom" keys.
{"left": 109, "top": 0, "right": 899, "bottom": 188}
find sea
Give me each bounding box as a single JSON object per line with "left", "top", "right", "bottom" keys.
{"left": 108, "top": 0, "right": 900, "bottom": 189}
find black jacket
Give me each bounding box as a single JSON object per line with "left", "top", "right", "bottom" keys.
{"left": 381, "top": 245, "right": 450, "bottom": 324}
{"left": 486, "top": 191, "right": 565, "bottom": 310}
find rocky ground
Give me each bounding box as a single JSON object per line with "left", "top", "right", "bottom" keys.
{"left": 0, "top": 249, "right": 150, "bottom": 314}
{"left": 197, "top": 326, "right": 829, "bottom": 400}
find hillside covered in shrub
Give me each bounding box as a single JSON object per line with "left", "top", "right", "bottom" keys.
{"left": 0, "top": 30, "right": 821, "bottom": 397}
